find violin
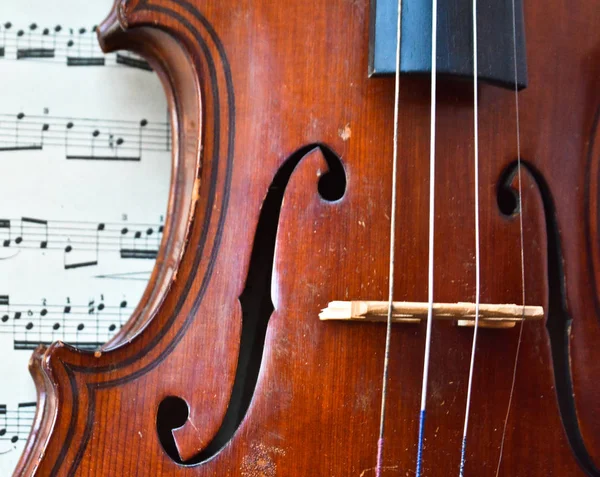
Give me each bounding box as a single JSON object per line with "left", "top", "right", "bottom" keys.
{"left": 14, "top": 0, "right": 600, "bottom": 475}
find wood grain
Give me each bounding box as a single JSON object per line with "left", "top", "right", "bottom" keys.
{"left": 14, "top": 0, "right": 600, "bottom": 475}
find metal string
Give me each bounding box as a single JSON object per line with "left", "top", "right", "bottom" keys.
{"left": 496, "top": 0, "right": 527, "bottom": 473}
{"left": 415, "top": 0, "right": 438, "bottom": 474}
{"left": 375, "top": 0, "right": 403, "bottom": 475}
{"left": 458, "top": 0, "right": 481, "bottom": 472}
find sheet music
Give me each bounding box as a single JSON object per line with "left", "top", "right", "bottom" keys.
{"left": 0, "top": 1, "right": 170, "bottom": 472}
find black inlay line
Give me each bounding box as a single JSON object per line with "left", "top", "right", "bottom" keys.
{"left": 66, "top": 155, "right": 140, "bottom": 162}
{"left": 120, "top": 249, "right": 158, "bottom": 259}
{"left": 75, "top": 383, "right": 96, "bottom": 477}
{"left": 499, "top": 161, "right": 599, "bottom": 477}
{"left": 65, "top": 2, "right": 236, "bottom": 475}
{"left": 71, "top": 0, "right": 230, "bottom": 376}
{"left": 51, "top": 366, "right": 79, "bottom": 477}
{"left": 584, "top": 106, "right": 600, "bottom": 323}
{"left": 67, "top": 57, "right": 106, "bottom": 67}
{"left": 116, "top": 53, "right": 152, "bottom": 71}
{"left": 17, "top": 48, "right": 55, "bottom": 59}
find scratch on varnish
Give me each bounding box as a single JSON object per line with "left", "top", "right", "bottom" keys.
{"left": 192, "top": 177, "right": 202, "bottom": 204}
{"left": 359, "top": 465, "right": 399, "bottom": 476}
{"left": 240, "top": 443, "right": 286, "bottom": 477}
{"left": 339, "top": 123, "right": 352, "bottom": 141}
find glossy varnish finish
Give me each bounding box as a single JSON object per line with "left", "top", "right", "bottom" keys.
{"left": 15, "top": 0, "right": 600, "bottom": 475}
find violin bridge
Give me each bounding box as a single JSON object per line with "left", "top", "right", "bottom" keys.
{"left": 319, "top": 301, "right": 544, "bottom": 329}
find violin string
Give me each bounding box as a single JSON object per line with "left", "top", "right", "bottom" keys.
{"left": 375, "top": 0, "right": 403, "bottom": 474}
{"left": 415, "top": 0, "right": 438, "bottom": 474}
{"left": 458, "top": 0, "right": 481, "bottom": 473}
{"left": 496, "top": 0, "right": 527, "bottom": 473}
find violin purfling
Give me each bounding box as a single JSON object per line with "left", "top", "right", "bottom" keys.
{"left": 15, "top": 0, "right": 600, "bottom": 475}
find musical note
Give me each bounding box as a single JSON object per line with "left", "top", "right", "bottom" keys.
{"left": 0, "top": 21, "right": 152, "bottom": 70}
{"left": 0, "top": 217, "right": 162, "bottom": 269}
{"left": 0, "top": 112, "right": 169, "bottom": 161}
{"left": 0, "top": 295, "right": 133, "bottom": 350}
{"left": 119, "top": 224, "right": 161, "bottom": 260}
{"left": 0, "top": 295, "right": 9, "bottom": 337}
{"left": 0, "top": 22, "right": 9, "bottom": 58}
{"left": 0, "top": 112, "right": 44, "bottom": 152}
{"left": 0, "top": 405, "right": 6, "bottom": 442}
{"left": 0, "top": 2, "right": 170, "bottom": 472}
{"left": 0, "top": 403, "right": 36, "bottom": 445}
{"left": 15, "top": 23, "right": 55, "bottom": 60}
{"left": 19, "top": 218, "right": 48, "bottom": 249}
{"left": 0, "top": 220, "right": 11, "bottom": 247}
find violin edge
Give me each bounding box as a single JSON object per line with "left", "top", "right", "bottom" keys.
{"left": 13, "top": 345, "right": 51, "bottom": 477}
{"left": 96, "top": 0, "right": 203, "bottom": 348}
{"left": 14, "top": 3, "right": 210, "bottom": 473}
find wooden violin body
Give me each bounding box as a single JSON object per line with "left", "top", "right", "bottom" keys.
{"left": 15, "top": 0, "right": 600, "bottom": 475}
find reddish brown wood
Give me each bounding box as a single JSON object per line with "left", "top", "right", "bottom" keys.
{"left": 14, "top": 0, "right": 600, "bottom": 475}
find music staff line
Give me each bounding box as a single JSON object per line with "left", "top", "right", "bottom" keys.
{"left": 0, "top": 295, "right": 132, "bottom": 351}
{"left": 0, "top": 113, "right": 171, "bottom": 162}
{"left": 0, "top": 22, "right": 151, "bottom": 70}
{"left": 0, "top": 218, "right": 162, "bottom": 269}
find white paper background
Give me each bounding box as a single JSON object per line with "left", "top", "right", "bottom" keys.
{"left": 0, "top": 1, "right": 170, "bottom": 473}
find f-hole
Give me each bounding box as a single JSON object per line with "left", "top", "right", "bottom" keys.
{"left": 157, "top": 396, "right": 189, "bottom": 462}
{"left": 498, "top": 162, "right": 600, "bottom": 476}
{"left": 158, "top": 144, "right": 346, "bottom": 464}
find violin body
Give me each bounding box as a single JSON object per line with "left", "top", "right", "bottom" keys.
{"left": 15, "top": 0, "right": 600, "bottom": 475}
